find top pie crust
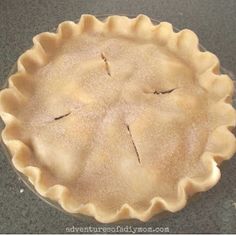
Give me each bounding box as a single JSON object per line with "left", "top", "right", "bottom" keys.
{"left": 0, "top": 15, "right": 236, "bottom": 223}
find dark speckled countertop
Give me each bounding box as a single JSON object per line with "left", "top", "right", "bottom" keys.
{"left": 0, "top": 0, "right": 236, "bottom": 233}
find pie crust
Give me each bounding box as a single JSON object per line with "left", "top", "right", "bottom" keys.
{"left": 0, "top": 14, "right": 235, "bottom": 223}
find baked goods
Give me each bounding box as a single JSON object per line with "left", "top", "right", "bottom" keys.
{"left": 0, "top": 14, "right": 235, "bottom": 223}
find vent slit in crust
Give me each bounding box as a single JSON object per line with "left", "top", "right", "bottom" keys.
{"left": 126, "top": 124, "right": 141, "bottom": 164}
{"left": 153, "top": 88, "right": 177, "bottom": 95}
{"left": 54, "top": 112, "right": 71, "bottom": 121}
{"left": 101, "top": 52, "right": 111, "bottom": 76}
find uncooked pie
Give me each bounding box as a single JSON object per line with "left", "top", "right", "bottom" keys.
{"left": 0, "top": 15, "right": 235, "bottom": 223}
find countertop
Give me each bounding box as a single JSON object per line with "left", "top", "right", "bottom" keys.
{"left": 0, "top": 0, "right": 236, "bottom": 233}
